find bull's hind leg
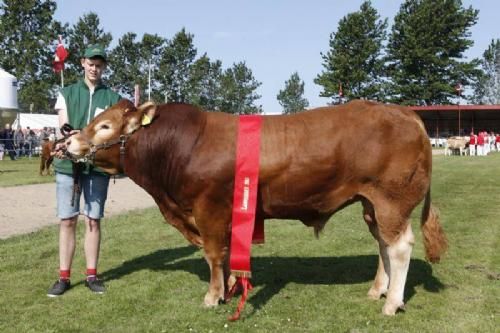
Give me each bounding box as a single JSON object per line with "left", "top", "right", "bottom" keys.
{"left": 362, "top": 200, "right": 389, "bottom": 300}
{"left": 382, "top": 222, "right": 414, "bottom": 315}
{"left": 366, "top": 199, "right": 415, "bottom": 315}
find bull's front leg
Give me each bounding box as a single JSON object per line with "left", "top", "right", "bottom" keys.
{"left": 202, "top": 235, "right": 228, "bottom": 307}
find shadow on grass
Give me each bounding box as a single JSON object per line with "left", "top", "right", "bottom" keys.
{"left": 100, "top": 246, "right": 445, "bottom": 312}
{"left": 0, "top": 169, "right": 18, "bottom": 173}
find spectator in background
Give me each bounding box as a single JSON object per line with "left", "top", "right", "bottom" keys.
{"left": 14, "top": 127, "right": 25, "bottom": 157}
{"left": 24, "top": 126, "right": 36, "bottom": 158}
{"left": 477, "top": 131, "right": 485, "bottom": 156}
{"left": 49, "top": 128, "right": 56, "bottom": 141}
{"left": 485, "top": 131, "right": 491, "bottom": 155}
{"left": 41, "top": 127, "right": 50, "bottom": 141}
{"left": 496, "top": 133, "right": 500, "bottom": 152}
{"left": 0, "top": 123, "right": 17, "bottom": 160}
{"left": 468, "top": 131, "right": 476, "bottom": 156}
{"left": 0, "top": 133, "right": 4, "bottom": 160}
{"left": 490, "top": 132, "right": 496, "bottom": 152}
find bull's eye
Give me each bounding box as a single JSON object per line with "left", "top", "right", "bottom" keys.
{"left": 100, "top": 124, "right": 110, "bottom": 130}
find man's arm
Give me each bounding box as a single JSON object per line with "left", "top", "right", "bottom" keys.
{"left": 54, "top": 92, "right": 68, "bottom": 138}
{"left": 52, "top": 93, "right": 69, "bottom": 157}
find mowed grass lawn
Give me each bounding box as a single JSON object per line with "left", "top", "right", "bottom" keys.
{"left": 0, "top": 157, "right": 55, "bottom": 186}
{"left": 0, "top": 154, "right": 499, "bottom": 332}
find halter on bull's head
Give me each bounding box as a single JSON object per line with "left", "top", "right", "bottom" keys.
{"left": 64, "top": 99, "right": 156, "bottom": 174}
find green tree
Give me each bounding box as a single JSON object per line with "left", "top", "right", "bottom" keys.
{"left": 158, "top": 28, "right": 197, "bottom": 103}
{"left": 186, "top": 54, "right": 223, "bottom": 110}
{"left": 107, "top": 32, "right": 167, "bottom": 102}
{"left": 277, "top": 72, "right": 309, "bottom": 114}
{"left": 0, "top": 0, "right": 65, "bottom": 113}
{"left": 219, "top": 62, "right": 262, "bottom": 115}
{"left": 472, "top": 39, "right": 500, "bottom": 104}
{"left": 386, "top": 0, "right": 479, "bottom": 105}
{"left": 140, "top": 33, "right": 167, "bottom": 103}
{"left": 64, "top": 12, "right": 113, "bottom": 86}
{"left": 315, "top": 1, "right": 388, "bottom": 103}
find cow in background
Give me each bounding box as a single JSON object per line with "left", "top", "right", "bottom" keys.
{"left": 39, "top": 139, "right": 54, "bottom": 175}
{"left": 445, "top": 136, "right": 468, "bottom": 156}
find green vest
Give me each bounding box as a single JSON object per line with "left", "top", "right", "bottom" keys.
{"left": 54, "top": 79, "right": 121, "bottom": 175}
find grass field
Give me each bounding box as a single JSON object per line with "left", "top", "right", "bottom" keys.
{"left": 0, "top": 157, "right": 55, "bottom": 186}
{"left": 0, "top": 155, "right": 499, "bottom": 332}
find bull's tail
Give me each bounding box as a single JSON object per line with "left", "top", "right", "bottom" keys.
{"left": 420, "top": 189, "right": 448, "bottom": 263}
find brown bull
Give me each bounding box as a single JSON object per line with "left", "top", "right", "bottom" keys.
{"left": 63, "top": 99, "right": 447, "bottom": 316}
{"left": 39, "top": 139, "right": 54, "bottom": 175}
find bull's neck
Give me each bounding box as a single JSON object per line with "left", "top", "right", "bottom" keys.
{"left": 122, "top": 106, "right": 205, "bottom": 203}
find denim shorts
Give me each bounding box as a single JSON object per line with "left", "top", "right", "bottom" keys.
{"left": 56, "top": 172, "right": 110, "bottom": 220}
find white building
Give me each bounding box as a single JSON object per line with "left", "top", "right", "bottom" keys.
{"left": 0, "top": 68, "right": 19, "bottom": 128}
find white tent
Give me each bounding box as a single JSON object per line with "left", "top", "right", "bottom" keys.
{"left": 12, "top": 113, "right": 58, "bottom": 130}
{"left": 0, "top": 67, "right": 18, "bottom": 110}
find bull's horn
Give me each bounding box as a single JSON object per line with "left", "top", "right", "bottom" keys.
{"left": 138, "top": 101, "right": 156, "bottom": 110}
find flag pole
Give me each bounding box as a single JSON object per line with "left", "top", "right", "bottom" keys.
{"left": 58, "top": 35, "right": 65, "bottom": 88}
{"left": 148, "top": 59, "right": 152, "bottom": 101}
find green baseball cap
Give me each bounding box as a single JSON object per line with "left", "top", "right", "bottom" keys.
{"left": 83, "top": 44, "right": 107, "bottom": 61}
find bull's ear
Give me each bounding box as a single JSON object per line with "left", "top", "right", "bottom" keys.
{"left": 124, "top": 101, "right": 157, "bottom": 134}
{"left": 138, "top": 101, "right": 157, "bottom": 126}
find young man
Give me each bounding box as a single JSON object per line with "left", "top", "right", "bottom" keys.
{"left": 47, "top": 44, "right": 121, "bottom": 297}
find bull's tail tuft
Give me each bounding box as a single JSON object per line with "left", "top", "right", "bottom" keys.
{"left": 421, "top": 189, "right": 448, "bottom": 263}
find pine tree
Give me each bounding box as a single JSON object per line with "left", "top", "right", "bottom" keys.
{"left": 107, "top": 32, "right": 142, "bottom": 99}
{"left": 187, "top": 54, "right": 223, "bottom": 111}
{"left": 277, "top": 72, "right": 309, "bottom": 114}
{"left": 315, "top": 1, "right": 388, "bottom": 103}
{"left": 0, "top": 0, "right": 65, "bottom": 113}
{"left": 139, "top": 33, "right": 166, "bottom": 103}
{"left": 386, "top": 0, "right": 479, "bottom": 105}
{"left": 219, "top": 62, "right": 262, "bottom": 115}
{"left": 473, "top": 39, "right": 500, "bottom": 104}
{"left": 158, "top": 28, "right": 197, "bottom": 103}
{"left": 107, "top": 32, "right": 166, "bottom": 103}
{"left": 64, "top": 12, "right": 113, "bottom": 86}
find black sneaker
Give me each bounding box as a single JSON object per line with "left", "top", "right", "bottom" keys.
{"left": 47, "top": 279, "right": 71, "bottom": 297}
{"left": 85, "top": 278, "right": 106, "bottom": 294}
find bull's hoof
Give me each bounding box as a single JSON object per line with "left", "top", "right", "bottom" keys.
{"left": 203, "top": 293, "right": 223, "bottom": 307}
{"left": 367, "top": 286, "right": 387, "bottom": 300}
{"left": 382, "top": 301, "right": 405, "bottom": 315}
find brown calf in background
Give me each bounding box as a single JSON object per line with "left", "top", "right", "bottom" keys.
{"left": 39, "top": 139, "right": 54, "bottom": 176}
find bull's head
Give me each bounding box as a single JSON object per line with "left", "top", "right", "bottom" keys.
{"left": 64, "top": 99, "right": 156, "bottom": 174}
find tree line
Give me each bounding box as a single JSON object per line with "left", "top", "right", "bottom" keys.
{"left": 0, "top": 0, "right": 499, "bottom": 115}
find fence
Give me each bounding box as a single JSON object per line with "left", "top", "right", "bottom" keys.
{"left": 0, "top": 137, "right": 43, "bottom": 159}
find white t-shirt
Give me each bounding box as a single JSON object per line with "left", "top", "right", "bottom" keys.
{"left": 54, "top": 93, "right": 68, "bottom": 139}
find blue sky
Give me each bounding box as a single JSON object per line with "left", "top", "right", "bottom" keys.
{"left": 54, "top": 0, "right": 499, "bottom": 113}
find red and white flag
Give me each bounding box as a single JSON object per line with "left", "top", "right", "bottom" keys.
{"left": 53, "top": 36, "right": 68, "bottom": 73}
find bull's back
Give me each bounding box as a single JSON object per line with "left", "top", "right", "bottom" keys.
{"left": 260, "top": 100, "right": 429, "bottom": 179}
{"left": 257, "top": 100, "right": 431, "bottom": 216}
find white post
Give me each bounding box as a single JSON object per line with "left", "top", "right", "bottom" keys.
{"left": 148, "top": 59, "right": 152, "bottom": 101}
{"left": 134, "top": 84, "right": 140, "bottom": 107}
{"left": 61, "top": 69, "right": 64, "bottom": 88}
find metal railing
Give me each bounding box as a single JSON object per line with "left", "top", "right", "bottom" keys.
{"left": 0, "top": 137, "right": 44, "bottom": 159}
